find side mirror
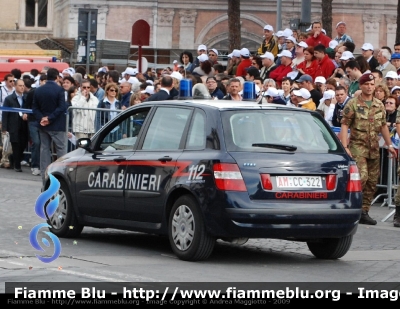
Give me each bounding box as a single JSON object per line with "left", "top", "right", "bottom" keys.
{"left": 77, "top": 138, "right": 92, "bottom": 152}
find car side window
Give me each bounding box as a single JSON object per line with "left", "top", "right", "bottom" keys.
{"left": 142, "top": 107, "right": 192, "bottom": 150}
{"left": 186, "top": 109, "right": 206, "bottom": 149}
{"left": 99, "top": 109, "right": 150, "bottom": 151}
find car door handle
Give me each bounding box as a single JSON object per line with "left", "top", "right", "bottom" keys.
{"left": 158, "top": 156, "right": 172, "bottom": 162}
{"left": 114, "top": 156, "right": 126, "bottom": 162}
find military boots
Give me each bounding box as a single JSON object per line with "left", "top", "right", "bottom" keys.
{"left": 359, "top": 211, "right": 377, "bottom": 225}
{"left": 394, "top": 206, "right": 400, "bottom": 228}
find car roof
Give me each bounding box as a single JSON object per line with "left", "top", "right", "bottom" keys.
{"left": 132, "top": 99, "right": 310, "bottom": 112}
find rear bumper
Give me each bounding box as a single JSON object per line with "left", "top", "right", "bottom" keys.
{"left": 204, "top": 193, "right": 362, "bottom": 239}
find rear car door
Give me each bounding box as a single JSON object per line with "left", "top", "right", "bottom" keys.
{"left": 124, "top": 105, "right": 194, "bottom": 223}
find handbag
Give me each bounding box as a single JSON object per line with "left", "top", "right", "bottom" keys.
{"left": 2, "top": 132, "right": 12, "bottom": 157}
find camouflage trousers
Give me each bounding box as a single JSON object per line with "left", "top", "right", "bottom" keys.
{"left": 395, "top": 164, "right": 400, "bottom": 206}
{"left": 353, "top": 155, "right": 380, "bottom": 212}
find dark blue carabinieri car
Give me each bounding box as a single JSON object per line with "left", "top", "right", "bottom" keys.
{"left": 45, "top": 98, "right": 362, "bottom": 261}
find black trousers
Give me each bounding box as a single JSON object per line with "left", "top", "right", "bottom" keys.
{"left": 10, "top": 131, "right": 29, "bottom": 169}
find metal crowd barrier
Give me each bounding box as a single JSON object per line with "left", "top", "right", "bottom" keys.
{"left": 65, "top": 106, "right": 123, "bottom": 152}
{"left": 0, "top": 106, "right": 123, "bottom": 163}
{"left": 331, "top": 126, "right": 396, "bottom": 223}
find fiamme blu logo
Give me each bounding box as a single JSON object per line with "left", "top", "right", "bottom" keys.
{"left": 29, "top": 174, "right": 62, "bottom": 263}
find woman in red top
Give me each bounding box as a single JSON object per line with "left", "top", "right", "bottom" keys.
{"left": 297, "top": 46, "right": 318, "bottom": 80}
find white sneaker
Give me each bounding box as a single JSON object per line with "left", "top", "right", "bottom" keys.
{"left": 21, "top": 160, "right": 30, "bottom": 166}
{"left": 32, "top": 168, "right": 41, "bottom": 176}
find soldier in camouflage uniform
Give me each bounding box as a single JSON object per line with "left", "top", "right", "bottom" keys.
{"left": 340, "top": 73, "right": 396, "bottom": 225}
{"left": 393, "top": 111, "right": 400, "bottom": 227}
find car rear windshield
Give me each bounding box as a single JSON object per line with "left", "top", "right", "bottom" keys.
{"left": 222, "top": 110, "right": 341, "bottom": 153}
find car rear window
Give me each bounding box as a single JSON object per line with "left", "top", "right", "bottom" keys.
{"left": 222, "top": 110, "right": 340, "bottom": 153}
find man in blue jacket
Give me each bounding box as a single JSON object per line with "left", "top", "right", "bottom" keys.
{"left": 32, "top": 67, "right": 67, "bottom": 186}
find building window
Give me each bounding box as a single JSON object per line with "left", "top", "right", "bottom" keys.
{"left": 25, "top": 0, "right": 48, "bottom": 27}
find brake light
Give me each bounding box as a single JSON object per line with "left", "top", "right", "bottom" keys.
{"left": 213, "top": 163, "right": 246, "bottom": 191}
{"left": 346, "top": 164, "right": 361, "bottom": 192}
{"left": 326, "top": 174, "right": 337, "bottom": 190}
{"left": 260, "top": 174, "right": 273, "bottom": 190}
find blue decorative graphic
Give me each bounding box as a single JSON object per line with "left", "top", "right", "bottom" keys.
{"left": 29, "top": 174, "right": 62, "bottom": 263}
{"left": 35, "top": 174, "right": 60, "bottom": 219}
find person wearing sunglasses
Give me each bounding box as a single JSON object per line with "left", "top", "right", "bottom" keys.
{"left": 71, "top": 79, "right": 99, "bottom": 140}
{"left": 0, "top": 74, "right": 16, "bottom": 169}
{"left": 95, "top": 82, "right": 121, "bottom": 132}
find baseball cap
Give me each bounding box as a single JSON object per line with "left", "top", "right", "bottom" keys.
{"left": 124, "top": 67, "right": 137, "bottom": 75}
{"left": 62, "top": 68, "right": 75, "bottom": 76}
{"left": 277, "top": 50, "right": 292, "bottom": 58}
{"left": 240, "top": 48, "right": 250, "bottom": 57}
{"left": 329, "top": 40, "right": 339, "bottom": 49}
{"left": 391, "top": 86, "right": 400, "bottom": 93}
{"left": 320, "top": 90, "right": 335, "bottom": 104}
{"left": 282, "top": 28, "right": 293, "bottom": 38}
{"left": 340, "top": 51, "right": 354, "bottom": 60}
{"left": 246, "top": 66, "right": 260, "bottom": 77}
{"left": 259, "top": 51, "right": 275, "bottom": 61}
{"left": 198, "top": 54, "right": 209, "bottom": 62}
{"left": 361, "top": 43, "right": 374, "bottom": 51}
{"left": 98, "top": 67, "right": 107, "bottom": 73}
{"left": 385, "top": 71, "right": 398, "bottom": 79}
{"left": 264, "top": 25, "right": 274, "bottom": 31}
{"left": 297, "top": 41, "right": 308, "bottom": 48}
{"left": 286, "top": 36, "right": 297, "bottom": 44}
{"left": 293, "top": 88, "right": 311, "bottom": 100}
{"left": 197, "top": 44, "right": 207, "bottom": 51}
{"left": 173, "top": 60, "right": 178, "bottom": 64}
{"left": 336, "top": 21, "right": 346, "bottom": 28}
{"left": 296, "top": 74, "right": 313, "bottom": 83}
{"left": 265, "top": 87, "right": 279, "bottom": 97}
{"left": 275, "top": 31, "right": 284, "bottom": 38}
{"left": 231, "top": 49, "right": 241, "bottom": 58}
{"left": 141, "top": 85, "right": 154, "bottom": 95}
{"left": 286, "top": 71, "right": 298, "bottom": 80}
{"left": 321, "top": 29, "right": 326, "bottom": 34}
{"left": 210, "top": 48, "right": 218, "bottom": 55}
{"left": 392, "top": 53, "right": 400, "bottom": 60}
{"left": 315, "top": 76, "right": 327, "bottom": 84}
{"left": 169, "top": 71, "right": 183, "bottom": 81}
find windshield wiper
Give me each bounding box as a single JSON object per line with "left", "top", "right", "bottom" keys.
{"left": 251, "top": 143, "right": 297, "bottom": 151}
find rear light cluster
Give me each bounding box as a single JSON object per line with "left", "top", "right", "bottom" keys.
{"left": 346, "top": 164, "right": 362, "bottom": 192}
{"left": 213, "top": 163, "right": 246, "bottom": 191}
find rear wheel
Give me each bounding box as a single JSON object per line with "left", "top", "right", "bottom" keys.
{"left": 168, "top": 195, "right": 215, "bottom": 261}
{"left": 307, "top": 235, "right": 353, "bottom": 259}
{"left": 48, "top": 180, "right": 83, "bottom": 238}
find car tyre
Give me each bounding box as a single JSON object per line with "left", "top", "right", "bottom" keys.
{"left": 168, "top": 195, "right": 215, "bottom": 261}
{"left": 48, "top": 180, "right": 83, "bottom": 238}
{"left": 307, "top": 235, "right": 353, "bottom": 259}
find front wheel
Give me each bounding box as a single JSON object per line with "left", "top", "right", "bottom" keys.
{"left": 47, "top": 180, "right": 83, "bottom": 238}
{"left": 168, "top": 195, "right": 215, "bottom": 261}
{"left": 307, "top": 235, "right": 353, "bottom": 259}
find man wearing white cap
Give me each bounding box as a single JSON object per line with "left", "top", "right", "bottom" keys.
{"left": 226, "top": 49, "right": 241, "bottom": 76}
{"left": 192, "top": 44, "right": 207, "bottom": 71}
{"left": 384, "top": 71, "right": 398, "bottom": 92}
{"left": 121, "top": 67, "right": 139, "bottom": 85}
{"left": 257, "top": 25, "right": 278, "bottom": 58}
{"left": 235, "top": 48, "right": 252, "bottom": 78}
{"left": 333, "top": 21, "right": 353, "bottom": 44}
{"left": 269, "top": 50, "right": 293, "bottom": 88}
{"left": 317, "top": 89, "right": 336, "bottom": 125}
{"left": 259, "top": 51, "right": 277, "bottom": 82}
{"left": 208, "top": 48, "right": 219, "bottom": 65}
{"left": 293, "top": 88, "right": 316, "bottom": 111}
{"left": 292, "top": 41, "right": 308, "bottom": 69}
{"left": 361, "top": 43, "right": 378, "bottom": 71}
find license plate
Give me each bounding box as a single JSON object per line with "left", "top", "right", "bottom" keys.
{"left": 276, "top": 176, "right": 322, "bottom": 188}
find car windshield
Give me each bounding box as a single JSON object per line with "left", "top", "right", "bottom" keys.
{"left": 222, "top": 110, "right": 340, "bottom": 153}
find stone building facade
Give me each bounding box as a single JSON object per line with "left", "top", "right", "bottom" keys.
{"left": 0, "top": 1, "right": 398, "bottom": 69}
